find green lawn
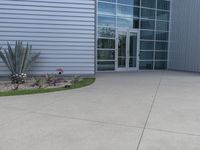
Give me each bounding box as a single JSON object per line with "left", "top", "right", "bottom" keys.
{"left": 0, "top": 78, "right": 95, "bottom": 97}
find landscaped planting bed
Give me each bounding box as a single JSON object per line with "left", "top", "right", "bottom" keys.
{"left": 0, "top": 77, "right": 95, "bottom": 97}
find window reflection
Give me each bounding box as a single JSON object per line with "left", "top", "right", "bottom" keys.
{"left": 117, "top": 5, "right": 133, "bottom": 18}
{"left": 99, "top": 0, "right": 116, "bottom": 3}
{"left": 157, "top": 11, "right": 169, "bottom": 21}
{"left": 98, "top": 50, "right": 115, "bottom": 60}
{"left": 117, "top": 17, "right": 133, "bottom": 28}
{"left": 98, "top": 27, "right": 115, "bottom": 38}
{"left": 156, "top": 21, "right": 169, "bottom": 31}
{"left": 98, "top": 2, "right": 116, "bottom": 16}
{"left": 98, "top": 39, "right": 115, "bottom": 49}
{"left": 141, "top": 19, "right": 155, "bottom": 30}
{"left": 98, "top": 16, "right": 116, "bottom": 27}
{"left": 117, "top": 0, "right": 134, "bottom": 6}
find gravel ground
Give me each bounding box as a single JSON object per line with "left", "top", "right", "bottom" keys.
{"left": 0, "top": 80, "right": 71, "bottom": 92}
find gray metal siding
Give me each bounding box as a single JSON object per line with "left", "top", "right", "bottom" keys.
{"left": 168, "top": 0, "right": 200, "bottom": 72}
{"left": 0, "top": 0, "right": 95, "bottom": 75}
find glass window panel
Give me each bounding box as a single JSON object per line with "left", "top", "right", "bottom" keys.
{"left": 118, "top": 32, "right": 126, "bottom": 68}
{"left": 118, "top": 32, "right": 126, "bottom": 57}
{"left": 130, "top": 33, "right": 137, "bottom": 57}
{"left": 155, "top": 52, "right": 168, "bottom": 60}
{"left": 134, "top": 0, "right": 141, "bottom": 6}
{"left": 98, "top": 50, "right": 115, "bottom": 60}
{"left": 134, "top": 7, "right": 140, "bottom": 17}
{"left": 117, "top": 0, "right": 134, "bottom": 5}
{"left": 117, "top": 5, "right": 133, "bottom": 18}
{"left": 155, "top": 42, "right": 168, "bottom": 50}
{"left": 98, "top": 16, "right": 116, "bottom": 27}
{"left": 157, "top": 0, "right": 170, "bottom": 10}
{"left": 98, "top": 2, "right": 116, "bottom": 16}
{"left": 129, "top": 58, "right": 137, "bottom": 67}
{"left": 98, "top": 38, "right": 115, "bottom": 49}
{"left": 156, "top": 21, "right": 169, "bottom": 31}
{"left": 98, "top": 27, "right": 115, "bottom": 38}
{"left": 154, "top": 61, "right": 167, "bottom": 69}
{"left": 98, "top": 61, "right": 115, "bottom": 71}
{"left": 140, "top": 41, "right": 154, "bottom": 50}
{"left": 99, "top": 0, "right": 116, "bottom": 3}
{"left": 140, "top": 51, "right": 154, "bottom": 60}
{"left": 157, "top": 10, "right": 169, "bottom": 21}
{"left": 141, "top": 19, "right": 155, "bottom": 30}
{"left": 117, "top": 17, "right": 133, "bottom": 28}
{"left": 133, "top": 19, "right": 140, "bottom": 28}
{"left": 139, "top": 61, "right": 153, "bottom": 69}
{"left": 142, "top": 0, "right": 156, "bottom": 8}
{"left": 141, "top": 8, "right": 155, "bottom": 19}
{"left": 118, "top": 58, "right": 126, "bottom": 68}
{"left": 156, "top": 31, "right": 168, "bottom": 41}
{"left": 140, "top": 30, "right": 154, "bottom": 40}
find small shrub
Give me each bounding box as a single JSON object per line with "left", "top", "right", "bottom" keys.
{"left": 32, "top": 77, "right": 44, "bottom": 88}
{"left": 72, "top": 75, "right": 81, "bottom": 83}
{"left": 0, "top": 41, "right": 40, "bottom": 84}
{"left": 45, "top": 74, "right": 56, "bottom": 86}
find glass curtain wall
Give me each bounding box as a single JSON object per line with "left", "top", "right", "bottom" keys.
{"left": 97, "top": 0, "right": 170, "bottom": 71}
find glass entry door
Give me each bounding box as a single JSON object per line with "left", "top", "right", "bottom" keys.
{"left": 116, "top": 29, "right": 139, "bottom": 71}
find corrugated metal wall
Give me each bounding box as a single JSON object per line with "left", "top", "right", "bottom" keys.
{"left": 168, "top": 0, "right": 200, "bottom": 72}
{"left": 0, "top": 0, "right": 96, "bottom": 75}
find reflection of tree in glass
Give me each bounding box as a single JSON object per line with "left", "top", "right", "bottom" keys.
{"left": 98, "top": 27, "right": 115, "bottom": 38}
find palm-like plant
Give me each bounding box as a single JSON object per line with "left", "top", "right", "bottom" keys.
{"left": 0, "top": 41, "right": 40, "bottom": 84}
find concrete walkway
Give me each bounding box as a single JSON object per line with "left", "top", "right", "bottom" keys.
{"left": 0, "top": 71, "right": 200, "bottom": 150}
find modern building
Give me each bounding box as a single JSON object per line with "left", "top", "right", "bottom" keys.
{"left": 0, "top": 0, "right": 199, "bottom": 75}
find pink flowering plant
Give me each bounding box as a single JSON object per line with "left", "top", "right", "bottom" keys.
{"left": 56, "top": 67, "right": 64, "bottom": 75}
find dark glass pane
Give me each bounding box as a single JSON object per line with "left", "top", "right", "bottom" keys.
{"left": 118, "top": 32, "right": 126, "bottom": 68}
{"left": 134, "top": 0, "right": 141, "bottom": 6}
{"left": 154, "top": 61, "right": 167, "bottom": 69}
{"left": 133, "top": 19, "right": 140, "bottom": 28}
{"left": 129, "top": 58, "right": 137, "bottom": 67}
{"left": 155, "top": 42, "right": 168, "bottom": 50}
{"left": 134, "top": 7, "right": 140, "bottom": 17}
{"left": 156, "top": 21, "right": 169, "bottom": 31}
{"left": 141, "top": 8, "right": 155, "bottom": 19}
{"left": 117, "top": 5, "right": 133, "bottom": 18}
{"left": 117, "top": 17, "right": 133, "bottom": 28}
{"left": 142, "top": 0, "right": 156, "bottom": 8}
{"left": 157, "top": 0, "right": 170, "bottom": 10}
{"left": 140, "top": 51, "right": 154, "bottom": 60}
{"left": 98, "top": 50, "right": 115, "bottom": 60}
{"left": 118, "top": 58, "right": 126, "bottom": 67}
{"left": 155, "top": 52, "right": 168, "bottom": 60}
{"left": 98, "top": 16, "right": 116, "bottom": 27}
{"left": 98, "top": 27, "right": 115, "bottom": 38}
{"left": 118, "top": 32, "right": 126, "bottom": 57}
{"left": 118, "top": 0, "right": 134, "bottom": 5}
{"left": 157, "top": 10, "right": 170, "bottom": 21}
{"left": 99, "top": 0, "right": 116, "bottom": 3}
{"left": 98, "top": 2, "right": 116, "bottom": 16}
{"left": 98, "top": 38, "right": 115, "bottom": 49}
{"left": 141, "top": 19, "right": 155, "bottom": 30}
{"left": 156, "top": 31, "right": 168, "bottom": 41}
{"left": 140, "top": 41, "right": 154, "bottom": 50}
{"left": 98, "top": 61, "right": 115, "bottom": 71}
{"left": 130, "top": 32, "right": 137, "bottom": 57}
{"left": 140, "top": 30, "right": 154, "bottom": 40}
{"left": 139, "top": 61, "right": 153, "bottom": 69}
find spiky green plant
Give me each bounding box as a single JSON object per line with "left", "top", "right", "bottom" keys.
{"left": 0, "top": 41, "right": 40, "bottom": 84}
